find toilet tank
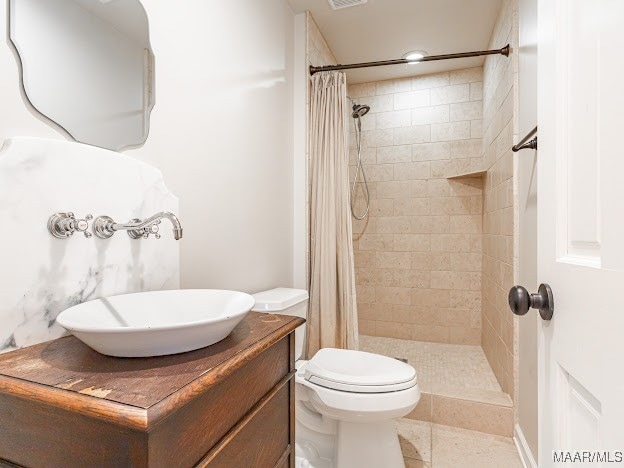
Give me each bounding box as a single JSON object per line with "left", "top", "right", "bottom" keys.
{"left": 252, "top": 288, "right": 308, "bottom": 360}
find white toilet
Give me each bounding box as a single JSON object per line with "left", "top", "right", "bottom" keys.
{"left": 252, "top": 288, "right": 420, "bottom": 468}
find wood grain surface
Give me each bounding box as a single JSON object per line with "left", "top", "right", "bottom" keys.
{"left": 0, "top": 312, "right": 303, "bottom": 467}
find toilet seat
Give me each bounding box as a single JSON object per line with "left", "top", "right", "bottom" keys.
{"left": 304, "top": 348, "right": 417, "bottom": 393}
{"left": 296, "top": 369, "right": 420, "bottom": 422}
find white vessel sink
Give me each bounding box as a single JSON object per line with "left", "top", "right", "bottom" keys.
{"left": 56, "top": 289, "right": 255, "bottom": 357}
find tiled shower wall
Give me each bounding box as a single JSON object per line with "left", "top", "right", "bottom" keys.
{"left": 481, "top": 0, "right": 518, "bottom": 398}
{"left": 348, "top": 69, "right": 486, "bottom": 345}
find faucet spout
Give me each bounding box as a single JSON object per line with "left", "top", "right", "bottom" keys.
{"left": 93, "top": 212, "right": 183, "bottom": 240}
{"left": 161, "top": 212, "right": 183, "bottom": 240}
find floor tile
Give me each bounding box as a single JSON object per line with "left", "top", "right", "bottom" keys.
{"left": 404, "top": 458, "right": 430, "bottom": 468}
{"left": 396, "top": 418, "right": 432, "bottom": 462}
{"left": 360, "top": 335, "right": 501, "bottom": 391}
{"left": 430, "top": 424, "right": 522, "bottom": 468}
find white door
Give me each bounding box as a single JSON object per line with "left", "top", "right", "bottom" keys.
{"left": 538, "top": 0, "right": 624, "bottom": 465}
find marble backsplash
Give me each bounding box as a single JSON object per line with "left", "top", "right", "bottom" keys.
{"left": 0, "top": 137, "right": 179, "bottom": 353}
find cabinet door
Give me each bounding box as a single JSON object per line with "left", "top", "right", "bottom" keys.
{"left": 198, "top": 383, "right": 291, "bottom": 468}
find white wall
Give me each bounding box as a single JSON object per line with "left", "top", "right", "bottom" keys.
{"left": 0, "top": 0, "right": 297, "bottom": 294}
{"left": 517, "top": 0, "right": 538, "bottom": 462}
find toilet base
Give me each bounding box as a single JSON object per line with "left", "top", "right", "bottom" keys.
{"left": 336, "top": 419, "right": 404, "bottom": 468}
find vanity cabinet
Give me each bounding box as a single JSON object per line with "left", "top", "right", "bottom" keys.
{"left": 0, "top": 312, "right": 303, "bottom": 468}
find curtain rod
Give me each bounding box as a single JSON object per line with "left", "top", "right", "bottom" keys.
{"left": 309, "top": 44, "right": 510, "bottom": 75}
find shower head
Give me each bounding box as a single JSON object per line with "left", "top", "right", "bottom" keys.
{"left": 352, "top": 104, "right": 370, "bottom": 118}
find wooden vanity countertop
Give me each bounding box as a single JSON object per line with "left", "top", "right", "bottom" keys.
{"left": 0, "top": 312, "right": 304, "bottom": 431}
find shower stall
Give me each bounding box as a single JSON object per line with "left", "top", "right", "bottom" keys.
{"left": 346, "top": 72, "right": 513, "bottom": 438}
{"left": 305, "top": 10, "right": 516, "bottom": 447}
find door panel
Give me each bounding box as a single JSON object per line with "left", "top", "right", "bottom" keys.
{"left": 538, "top": 0, "right": 624, "bottom": 464}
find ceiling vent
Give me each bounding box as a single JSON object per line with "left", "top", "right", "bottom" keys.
{"left": 327, "top": 0, "right": 368, "bottom": 10}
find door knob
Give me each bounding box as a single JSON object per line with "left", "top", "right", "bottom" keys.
{"left": 508, "top": 283, "right": 554, "bottom": 320}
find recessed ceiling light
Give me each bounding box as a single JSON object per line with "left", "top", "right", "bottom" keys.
{"left": 403, "top": 50, "right": 428, "bottom": 64}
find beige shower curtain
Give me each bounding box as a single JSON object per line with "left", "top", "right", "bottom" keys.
{"left": 307, "top": 71, "right": 358, "bottom": 357}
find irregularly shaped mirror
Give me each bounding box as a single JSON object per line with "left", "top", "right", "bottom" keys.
{"left": 9, "top": 0, "right": 154, "bottom": 151}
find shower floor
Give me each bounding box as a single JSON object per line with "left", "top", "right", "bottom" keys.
{"left": 359, "top": 335, "right": 512, "bottom": 411}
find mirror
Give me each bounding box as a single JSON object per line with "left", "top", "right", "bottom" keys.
{"left": 9, "top": 0, "right": 154, "bottom": 151}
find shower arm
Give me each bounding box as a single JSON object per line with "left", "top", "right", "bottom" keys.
{"left": 310, "top": 44, "right": 510, "bottom": 75}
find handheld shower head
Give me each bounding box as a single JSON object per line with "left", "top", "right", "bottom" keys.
{"left": 352, "top": 104, "right": 370, "bottom": 118}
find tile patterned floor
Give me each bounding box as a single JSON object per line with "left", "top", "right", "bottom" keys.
{"left": 360, "top": 335, "right": 501, "bottom": 392}
{"left": 397, "top": 419, "right": 523, "bottom": 468}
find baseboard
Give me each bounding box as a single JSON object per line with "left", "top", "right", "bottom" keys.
{"left": 514, "top": 424, "right": 537, "bottom": 468}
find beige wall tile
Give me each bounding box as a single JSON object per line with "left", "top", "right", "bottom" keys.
{"left": 362, "top": 129, "right": 394, "bottom": 147}
{"left": 411, "top": 105, "right": 450, "bottom": 125}
{"left": 376, "top": 251, "right": 412, "bottom": 269}
{"left": 394, "top": 199, "right": 431, "bottom": 216}
{"left": 430, "top": 197, "right": 473, "bottom": 215}
{"left": 394, "top": 90, "right": 431, "bottom": 110}
{"left": 376, "top": 180, "right": 414, "bottom": 199}
{"left": 376, "top": 286, "right": 412, "bottom": 305}
{"left": 356, "top": 284, "right": 376, "bottom": 302}
{"left": 450, "top": 139, "right": 483, "bottom": 159}
{"left": 431, "top": 234, "right": 471, "bottom": 253}
{"left": 412, "top": 324, "right": 450, "bottom": 343}
{"left": 376, "top": 110, "right": 412, "bottom": 129}
{"left": 376, "top": 216, "right": 412, "bottom": 234}
{"left": 359, "top": 164, "right": 394, "bottom": 182}
{"left": 449, "top": 67, "right": 484, "bottom": 85}
{"left": 450, "top": 101, "right": 483, "bottom": 122}
{"left": 405, "top": 392, "right": 432, "bottom": 421}
{"left": 377, "top": 145, "right": 412, "bottom": 164}
{"left": 365, "top": 94, "right": 394, "bottom": 113}
{"left": 377, "top": 321, "right": 412, "bottom": 339}
{"left": 431, "top": 84, "right": 470, "bottom": 105}
{"left": 431, "top": 271, "right": 476, "bottom": 291}
{"left": 369, "top": 199, "right": 394, "bottom": 217}
{"left": 452, "top": 289, "right": 482, "bottom": 311}
{"left": 426, "top": 215, "right": 451, "bottom": 233}
{"left": 394, "top": 234, "right": 431, "bottom": 252}
{"left": 412, "top": 288, "right": 451, "bottom": 308}
{"left": 393, "top": 162, "right": 432, "bottom": 180}
{"left": 471, "top": 119, "right": 483, "bottom": 138}
{"left": 412, "top": 252, "right": 451, "bottom": 271}
{"left": 449, "top": 253, "right": 482, "bottom": 272}
{"left": 358, "top": 233, "right": 394, "bottom": 251}
{"left": 449, "top": 215, "right": 483, "bottom": 234}
{"left": 412, "top": 142, "right": 451, "bottom": 162}
{"left": 431, "top": 308, "right": 471, "bottom": 327}
{"left": 358, "top": 319, "right": 376, "bottom": 335}
{"left": 393, "top": 126, "right": 432, "bottom": 145}
{"left": 449, "top": 326, "right": 481, "bottom": 345}
{"left": 354, "top": 251, "right": 376, "bottom": 269}
{"left": 470, "top": 82, "right": 483, "bottom": 101}
{"left": 431, "top": 121, "right": 471, "bottom": 142}
{"left": 390, "top": 270, "right": 431, "bottom": 289}
{"left": 412, "top": 73, "right": 450, "bottom": 90}
{"left": 348, "top": 82, "right": 376, "bottom": 98}
{"left": 479, "top": 0, "right": 518, "bottom": 399}
{"left": 431, "top": 396, "right": 513, "bottom": 437}
{"left": 349, "top": 67, "right": 485, "bottom": 346}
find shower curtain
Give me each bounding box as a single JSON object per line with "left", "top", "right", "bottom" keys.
{"left": 307, "top": 71, "right": 359, "bottom": 357}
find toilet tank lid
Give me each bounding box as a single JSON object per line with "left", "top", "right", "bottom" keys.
{"left": 251, "top": 288, "right": 309, "bottom": 312}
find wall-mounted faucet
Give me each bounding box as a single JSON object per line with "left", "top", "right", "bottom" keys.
{"left": 92, "top": 212, "right": 183, "bottom": 240}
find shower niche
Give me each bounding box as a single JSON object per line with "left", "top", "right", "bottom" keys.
{"left": 9, "top": 0, "right": 154, "bottom": 151}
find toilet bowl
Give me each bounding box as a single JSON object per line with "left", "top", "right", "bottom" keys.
{"left": 252, "top": 288, "right": 420, "bottom": 468}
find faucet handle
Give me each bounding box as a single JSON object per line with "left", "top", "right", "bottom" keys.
{"left": 75, "top": 214, "right": 93, "bottom": 234}
{"left": 48, "top": 212, "right": 93, "bottom": 239}
{"left": 132, "top": 221, "right": 161, "bottom": 239}
{"left": 145, "top": 223, "right": 160, "bottom": 239}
